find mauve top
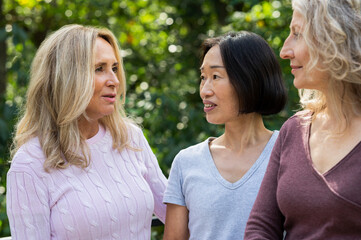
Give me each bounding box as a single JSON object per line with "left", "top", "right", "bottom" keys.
{"left": 245, "top": 112, "right": 361, "bottom": 240}
{"left": 7, "top": 124, "right": 167, "bottom": 240}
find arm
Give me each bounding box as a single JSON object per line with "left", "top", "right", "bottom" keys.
{"left": 163, "top": 203, "right": 189, "bottom": 240}
{"left": 138, "top": 130, "right": 168, "bottom": 223}
{"left": 7, "top": 161, "right": 51, "bottom": 240}
{"left": 244, "top": 130, "right": 285, "bottom": 239}
{"left": 162, "top": 151, "right": 191, "bottom": 239}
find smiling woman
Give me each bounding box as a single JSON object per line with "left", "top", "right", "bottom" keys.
{"left": 163, "top": 31, "right": 287, "bottom": 240}
{"left": 245, "top": 0, "right": 361, "bottom": 239}
{"left": 6, "top": 24, "right": 167, "bottom": 240}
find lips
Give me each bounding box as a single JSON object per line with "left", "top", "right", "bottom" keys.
{"left": 102, "top": 93, "right": 116, "bottom": 103}
{"left": 203, "top": 100, "right": 217, "bottom": 113}
{"left": 291, "top": 64, "right": 302, "bottom": 69}
{"left": 290, "top": 64, "right": 302, "bottom": 74}
{"left": 102, "top": 93, "right": 116, "bottom": 98}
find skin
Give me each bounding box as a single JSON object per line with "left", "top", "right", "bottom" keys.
{"left": 78, "top": 37, "right": 120, "bottom": 139}
{"left": 163, "top": 45, "right": 272, "bottom": 240}
{"left": 199, "top": 45, "right": 240, "bottom": 125}
{"left": 280, "top": 10, "right": 327, "bottom": 91}
{"left": 280, "top": 10, "right": 361, "bottom": 175}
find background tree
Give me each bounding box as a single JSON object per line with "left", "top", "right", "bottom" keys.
{"left": 0, "top": 0, "right": 297, "bottom": 238}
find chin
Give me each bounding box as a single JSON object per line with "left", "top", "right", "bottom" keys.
{"left": 98, "top": 110, "right": 114, "bottom": 119}
{"left": 206, "top": 117, "right": 224, "bottom": 125}
{"left": 104, "top": 111, "right": 115, "bottom": 117}
{"left": 293, "top": 78, "right": 305, "bottom": 90}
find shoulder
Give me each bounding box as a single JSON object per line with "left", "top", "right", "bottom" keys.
{"left": 280, "top": 110, "right": 311, "bottom": 132}
{"left": 9, "top": 137, "right": 46, "bottom": 174}
{"left": 172, "top": 139, "right": 209, "bottom": 166}
{"left": 266, "top": 130, "right": 279, "bottom": 148}
{"left": 125, "top": 122, "right": 145, "bottom": 144}
{"left": 276, "top": 110, "right": 311, "bottom": 146}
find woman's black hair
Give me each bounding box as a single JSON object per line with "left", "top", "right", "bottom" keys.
{"left": 200, "top": 31, "right": 287, "bottom": 115}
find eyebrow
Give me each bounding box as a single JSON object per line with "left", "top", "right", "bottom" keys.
{"left": 290, "top": 25, "right": 299, "bottom": 31}
{"left": 95, "top": 62, "right": 119, "bottom": 67}
{"left": 200, "top": 65, "right": 225, "bottom": 70}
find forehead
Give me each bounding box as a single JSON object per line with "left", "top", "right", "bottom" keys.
{"left": 201, "top": 45, "right": 224, "bottom": 67}
{"left": 290, "top": 10, "right": 306, "bottom": 29}
{"left": 94, "top": 37, "right": 116, "bottom": 60}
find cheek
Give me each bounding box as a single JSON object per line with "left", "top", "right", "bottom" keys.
{"left": 92, "top": 78, "right": 104, "bottom": 95}
{"left": 229, "top": 88, "right": 239, "bottom": 107}
{"left": 199, "top": 83, "right": 205, "bottom": 99}
{"left": 231, "top": 97, "right": 240, "bottom": 113}
{"left": 299, "top": 42, "right": 310, "bottom": 63}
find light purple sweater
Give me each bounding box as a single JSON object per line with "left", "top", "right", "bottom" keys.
{"left": 245, "top": 113, "right": 361, "bottom": 239}
{"left": 6, "top": 124, "right": 167, "bottom": 240}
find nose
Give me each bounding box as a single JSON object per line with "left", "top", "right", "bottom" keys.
{"left": 200, "top": 78, "right": 213, "bottom": 100}
{"left": 280, "top": 36, "right": 294, "bottom": 59}
{"left": 106, "top": 71, "right": 120, "bottom": 88}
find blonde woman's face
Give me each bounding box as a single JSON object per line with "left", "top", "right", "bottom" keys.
{"left": 280, "top": 10, "right": 327, "bottom": 91}
{"left": 86, "top": 37, "right": 119, "bottom": 120}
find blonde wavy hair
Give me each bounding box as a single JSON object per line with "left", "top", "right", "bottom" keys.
{"left": 292, "top": 0, "right": 361, "bottom": 131}
{"left": 12, "top": 24, "right": 133, "bottom": 171}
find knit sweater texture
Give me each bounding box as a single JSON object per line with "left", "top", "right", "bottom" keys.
{"left": 7, "top": 124, "right": 167, "bottom": 240}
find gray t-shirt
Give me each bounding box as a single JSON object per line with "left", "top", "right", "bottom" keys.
{"left": 163, "top": 131, "right": 279, "bottom": 240}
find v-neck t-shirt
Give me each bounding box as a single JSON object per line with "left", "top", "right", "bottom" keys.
{"left": 245, "top": 112, "right": 361, "bottom": 239}
{"left": 163, "top": 131, "right": 279, "bottom": 240}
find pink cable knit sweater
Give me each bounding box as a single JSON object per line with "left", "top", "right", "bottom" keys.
{"left": 7, "top": 124, "right": 167, "bottom": 240}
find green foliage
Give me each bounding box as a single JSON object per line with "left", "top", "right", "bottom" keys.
{"left": 0, "top": 0, "right": 297, "bottom": 237}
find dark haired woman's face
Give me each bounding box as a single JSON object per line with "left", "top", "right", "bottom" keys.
{"left": 86, "top": 37, "right": 119, "bottom": 120}
{"left": 200, "top": 45, "right": 239, "bottom": 125}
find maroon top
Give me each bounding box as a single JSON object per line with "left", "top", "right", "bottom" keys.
{"left": 245, "top": 112, "right": 361, "bottom": 239}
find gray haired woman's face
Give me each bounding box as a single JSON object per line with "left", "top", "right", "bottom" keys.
{"left": 280, "top": 10, "right": 327, "bottom": 92}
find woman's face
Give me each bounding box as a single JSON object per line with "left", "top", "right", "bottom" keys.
{"left": 86, "top": 37, "right": 119, "bottom": 120}
{"left": 280, "top": 10, "right": 327, "bottom": 91}
{"left": 199, "top": 45, "right": 239, "bottom": 125}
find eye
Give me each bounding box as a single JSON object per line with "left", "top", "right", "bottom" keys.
{"left": 293, "top": 32, "right": 301, "bottom": 39}
{"left": 95, "top": 66, "right": 103, "bottom": 72}
{"left": 213, "top": 74, "right": 220, "bottom": 80}
{"left": 200, "top": 75, "right": 205, "bottom": 81}
{"left": 112, "top": 66, "right": 118, "bottom": 73}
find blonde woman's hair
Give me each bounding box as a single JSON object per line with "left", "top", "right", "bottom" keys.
{"left": 292, "top": 0, "right": 361, "bottom": 131}
{"left": 12, "top": 24, "right": 133, "bottom": 171}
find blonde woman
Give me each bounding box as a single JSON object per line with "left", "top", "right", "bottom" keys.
{"left": 245, "top": 0, "right": 361, "bottom": 239}
{"left": 6, "top": 24, "right": 167, "bottom": 239}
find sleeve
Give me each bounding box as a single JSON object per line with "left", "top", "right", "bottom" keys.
{"left": 244, "top": 128, "right": 285, "bottom": 239}
{"left": 6, "top": 155, "right": 51, "bottom": 240}
{"left": 162, "top": 153, "right": 186, "bottom": 206}
{"left": 138, "top": 130, "right": 168, "bottom": 223}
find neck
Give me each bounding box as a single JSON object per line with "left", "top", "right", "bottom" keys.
{"left": 320, "top": 93, "right": 350, "bottom": 130}
{"left": 216, "top": 113, "right": 272, "bottom": 153}
{"left": 317, "top": 81, "right": 361, "bottom": 131}
{"left": 78, "top": 117, "right": 100, "bottom": 139}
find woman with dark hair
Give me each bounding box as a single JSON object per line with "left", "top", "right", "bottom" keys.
{"left": 245, "top": 0, "right": 361, "bottom": 239}
{"left": 162, "top": 31, "right": 287, "bottom": 239}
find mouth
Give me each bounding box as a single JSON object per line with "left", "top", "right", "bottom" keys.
{"left": 204, "top": 104, "right": 215, "bottom": 108}
{"left": 291, "top": 65, "right": 302, "bottom": 69}
{"left": 102, "top": 93, "right": 116, "bottom": 103}
{"left": 103, "top": 94, "right": 116, "bottom": 98}
{"left": 290, "top": 64, "right": 302, "bottom": 74}
{"left": 203, "top": 102, "right": 217, "bottom": 112}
